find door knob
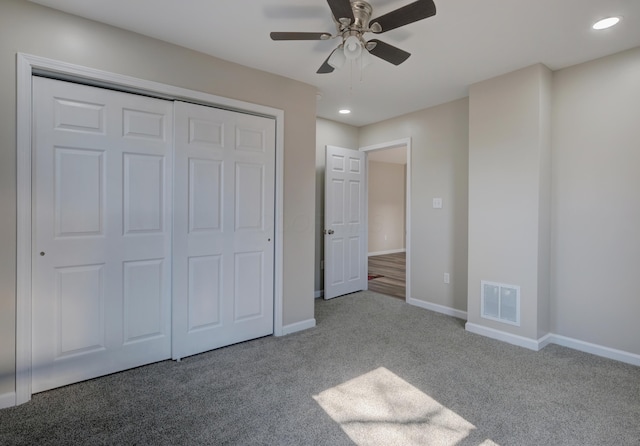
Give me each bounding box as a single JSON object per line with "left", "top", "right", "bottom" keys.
{"left": 324, "top": 229, "right": 334, "bottom": 235}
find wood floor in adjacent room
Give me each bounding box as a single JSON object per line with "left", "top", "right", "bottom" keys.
{"left": 367, "top": 252, "right": 406, "bottom": 300}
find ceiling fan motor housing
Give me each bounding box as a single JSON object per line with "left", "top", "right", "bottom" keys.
{"left": 335, "top": 1, "right": 375, "bottom": 49}
{"left": 349, "top": 1, "right": 373, "bottom": 29}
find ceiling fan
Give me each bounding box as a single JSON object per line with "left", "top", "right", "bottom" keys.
{"left": 270, "top": 0, "right": 436, "bottom": 74}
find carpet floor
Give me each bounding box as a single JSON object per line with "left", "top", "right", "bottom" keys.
{"left": 1, "top": 291, "right": 638, "bottom": 445}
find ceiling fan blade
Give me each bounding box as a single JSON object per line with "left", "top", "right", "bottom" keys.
{"left": 317, "top": 52, "right": 336, "bottom": 74}
{"left": 367, "top": 39, "right": 411, "bottom": 65}
{"left": 270, "top": 32, "right": 332, "bottom": 41}
{"left": 369, "top": 0, "right": 436, "bottom": 33}
{"left": 326, "top": 0, "right": 355, "bottom": 23}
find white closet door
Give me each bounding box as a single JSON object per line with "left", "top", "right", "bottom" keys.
{"left": 32, "top": 77, "right": 173, "bottom": 392}
{"left": 172, "top": 101, "right": 275, "bottom": 359}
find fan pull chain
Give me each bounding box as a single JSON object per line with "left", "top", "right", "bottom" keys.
{"left": 349, "top": 60, "right": 354, "bottom": 92}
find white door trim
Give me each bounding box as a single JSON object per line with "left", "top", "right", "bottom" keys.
{"left": 16, "top": 53, "right": 285, "bottom": 406}
{"left": 360, "top": 138, "right": 412, "bottom": 301}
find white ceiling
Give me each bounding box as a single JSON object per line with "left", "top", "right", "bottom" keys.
{"left": 29, "top": 0, "right": 640, "bottom": 127}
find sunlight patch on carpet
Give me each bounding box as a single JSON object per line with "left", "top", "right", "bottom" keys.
{"left": 313, "top": 367, "right": 499, "bottom": 446}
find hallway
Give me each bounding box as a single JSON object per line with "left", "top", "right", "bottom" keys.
{"left": 367, "top": 252, "right": 405, "bottom": 300}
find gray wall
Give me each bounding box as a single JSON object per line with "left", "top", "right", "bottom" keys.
{"left": 359, "top": 99, "right": 470, "bottom": 312}
{"left": 0, "top": 0, "right": 317, "bottom": 397}
{"left": 467, "top": 64, "right": 552, "bottom": 341}
{"left": 466, "top": 49, "right": 640, "bottom": 355}
{"left": 551, "top": 47, "right": 640, "bottom": 354}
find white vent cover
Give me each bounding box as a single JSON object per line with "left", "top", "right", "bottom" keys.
{"left": 481, "top": 281, "right": 520, "bottom": 326}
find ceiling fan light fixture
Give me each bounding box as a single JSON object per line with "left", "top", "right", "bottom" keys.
{"left": 343, "top": 35, "right": 363, "bottom": 60}
{"left": 328, "top": 46, "right": 346, "bottom": 69}
{"left": 593, "top": 16, "right": 620, "bottom": 30}
{"left": 360, "top": 48, "right": 374, "bottom": 69}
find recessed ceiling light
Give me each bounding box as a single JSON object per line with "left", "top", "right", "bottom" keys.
{"left": 339, "top": 109, "right": 351, "bottom": 114}
{"left": 593, "top": 17, "right": 620, "bottom": 30}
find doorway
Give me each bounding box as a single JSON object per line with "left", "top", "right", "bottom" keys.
{"left": 361, "top": 139, "right": 411, "bottom": 301}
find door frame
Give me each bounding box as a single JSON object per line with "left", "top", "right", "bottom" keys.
{"left": 360, "top": 138, "right": 411, "bottom": 301}
{"left": 15, "top": 53, "right": 285, "bottom": 406}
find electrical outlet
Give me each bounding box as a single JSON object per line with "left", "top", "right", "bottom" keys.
{"left": 443, "top": 273, "right": 450, "bottom": 284}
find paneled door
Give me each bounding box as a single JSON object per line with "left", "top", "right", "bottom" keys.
{"left": 324, "top": 146, "right": 367, "bottom": 299}
{"left": 32, "top": 77, "right": 173, "bottom": 392}
{"left": 172, "top": 101, "right": 275, "bottom": 360}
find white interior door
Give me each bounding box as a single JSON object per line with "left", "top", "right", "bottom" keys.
{"left": 32, "top": 77, "right": 173, "bottom": 392}
{"left": 172, "top": 101, "right": 275, "bottom": 359}
{"left": 324, "top": 146, "right": 367, "bottom": 299}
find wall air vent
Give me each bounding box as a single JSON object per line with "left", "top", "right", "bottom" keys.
{"left": 481, "top": 280, "right": 520, "bottom": 326}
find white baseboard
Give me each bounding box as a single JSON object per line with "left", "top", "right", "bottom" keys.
{"left": 0, "top": 392, "right": 16, "bottom": 409}
{"left": 548, "top": 334, "right": 640, "bottom": 367}
{"left": 368, "top": 249, "right": 406, "bottom": 257}
{"left": 465, "top": 323, "right": 547, "bottom": 351}
{"left": 314, "top": 290, "right": 324, "bottom": 299}
{"left": 465, "top": 324, "right": 640, "bottom": 366}
{"left": 537, "top": 333, "right": 554, "bottom": 350}
{"left": 281, "top": 318, "right": 316, "bottom": 336}
{"left": 408, "top": 297, "right": 467, "bottom": 320}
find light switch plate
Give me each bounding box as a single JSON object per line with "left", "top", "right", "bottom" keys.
{"left": 433, "top": 198, "right": 443, "bottom": 209}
